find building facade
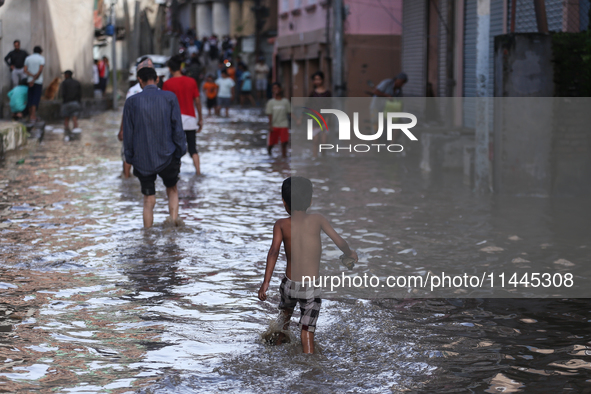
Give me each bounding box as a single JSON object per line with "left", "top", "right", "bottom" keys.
{"left": 274, "top": 0, "right": 403, "bottom": 98}
{"left": 402, "top": 0, "right": 590, "bottom": 126}
{"left": 0, "top": 0, "right": 95, "bottom": 100}
{"left": 176, "top": 0, "right": 278, "bottom": 68}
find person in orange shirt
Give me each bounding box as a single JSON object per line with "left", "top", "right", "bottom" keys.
{"left": 202, "top": 74, "right": 219, "bottom": 116}
{"left": 226, "top": 60, "right": 236, "bottom": 81}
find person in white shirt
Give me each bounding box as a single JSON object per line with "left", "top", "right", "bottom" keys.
{"left": 215, "top": 69, "right": 235, "bottom": 117}
{"left": 254, "top": 57, "right": 270, "bottom": 104}
{"left": 23, "top": 46, "right": 45, "bottom": 122}
{"left": 93, "top": 59, "right": 102, "bottom": 98}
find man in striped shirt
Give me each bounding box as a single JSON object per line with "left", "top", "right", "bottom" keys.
{"left": 123, "top": 67, "right": 187, "bottom": 228}
{"left": 118, "top": 56, "right": 154, "bottom": 178}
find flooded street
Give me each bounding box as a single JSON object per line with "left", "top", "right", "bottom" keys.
{"left": 1, "top": 109, "right": 591, "bottom": 393}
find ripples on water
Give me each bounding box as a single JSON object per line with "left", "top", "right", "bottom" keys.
{"left": 0, "top": 109, "right": 590, "bottom": 393}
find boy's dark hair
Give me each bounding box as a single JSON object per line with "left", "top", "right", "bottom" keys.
{"left": 282, "top": 177, "right": 313, "bottom": 212}
{"left": 167, "top": 58, "right": 181, "bottom": 72}
{"left": 272, "top": 82, "right": 282, "bottom": 89}
{"left": 137, "top": 67, "right": 158, "bottom": 82}
{"left": 33, "top": 46, "right": 42, "bottom": 54}
{"left": 19, "top": 78, "right": 28, "bottom": 86}
{"left": 221, "top": 69, "right": 228, "bottom": 76}
{"left": 14, "top": 40, "right": 20, "bottom": 45}
{"left": 311, "top": 71, "right": 324, "bottom": 81}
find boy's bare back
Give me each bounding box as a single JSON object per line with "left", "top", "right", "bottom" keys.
{"left": 280, "top": 212, "right": 352, "bottom": 282}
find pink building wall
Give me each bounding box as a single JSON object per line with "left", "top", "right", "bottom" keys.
{"left": 345, "top": 1, "right": 402, "bottom": 35}
{"left": 277, "top": 0, "right": 402, "bottom": 37}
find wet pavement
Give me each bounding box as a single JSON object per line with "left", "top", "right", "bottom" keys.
{"left": 0, "top": 108, "right": 590, "bottom": 393}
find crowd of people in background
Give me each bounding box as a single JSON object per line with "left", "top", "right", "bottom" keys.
{"left": 174, "top": 29, "right": 272, "bottom": 109}
{"left": 5, "top": 40, "right": 46, "bottom": 123}
{"left": 92, "top": 56, "right": 110, "bottom": 99}
{"left": 3, "top": 31, "right": 409, "bottom": 192}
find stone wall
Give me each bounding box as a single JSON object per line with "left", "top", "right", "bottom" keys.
{"left": 0, "top": 122, "right": 28, "bottom": 159}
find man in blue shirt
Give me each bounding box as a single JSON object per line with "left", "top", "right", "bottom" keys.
{"left": 123, "top": 67, "right": 187, "bottom": 228}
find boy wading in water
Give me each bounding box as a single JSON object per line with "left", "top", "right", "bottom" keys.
{"left": 258, "top": 177, "right": 357, "bottom": 354}
{"left": 265, "top": 83, "right": 291, "bottom": 158}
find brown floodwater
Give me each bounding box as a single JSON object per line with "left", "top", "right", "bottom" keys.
{"left": 0, "top": 109, "right": 590, "bottom": 393}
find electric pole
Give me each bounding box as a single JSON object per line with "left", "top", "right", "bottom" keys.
{"left": 332, "top": 0, "right": 345, "bottom": 97}
{"left": 474, "top": 0, "right": 490, "bottom": 193}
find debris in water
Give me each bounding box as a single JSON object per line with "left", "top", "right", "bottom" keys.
{"left": 480, "top": 246, "right": 504, "bottom": 253}
{"left": 554, "top": 259, "right": 574, "bottom": 267}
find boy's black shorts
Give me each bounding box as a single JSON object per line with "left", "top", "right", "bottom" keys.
{"left": 133, "top": 157, "right": 181, "bottom": 196}
{"left": 206, "top": 97, "right": 217, "bottom": 110}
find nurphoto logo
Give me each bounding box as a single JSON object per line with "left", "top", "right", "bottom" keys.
{"left": 303, "top": 108, "right": 418, "bottom": 153}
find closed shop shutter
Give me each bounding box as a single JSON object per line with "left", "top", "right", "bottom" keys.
{"left": 508, "top": 0, "right": 564, "bottom": 32}
{"left": 402, "top": 0, "right": 428, "bottom": 96}
{"left": 463, "top": 0, "right": 477, "bottom": 128}
{"left": 438, "top": 0, "right": 448, "bottom": 97}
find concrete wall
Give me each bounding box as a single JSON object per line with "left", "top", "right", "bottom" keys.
{"left": 43, "top": 0, "right": 95, "bottom": 85}
{"left": 493, "top": 34, "right": 555, "bottom": 195}
{"left": 494, "top": 34, "right": 554, "bottom": 97}
{"left": 551, "top": 99, "right": 591, "bottom": 195}
{"left": 0, "top": 122, "right": 27, "bottom": 158}
{"left": 0, "top": 0, "right": 94, "bottom": 114}
{"left": 0, "top": 0, "right": 32, "bottom": 97}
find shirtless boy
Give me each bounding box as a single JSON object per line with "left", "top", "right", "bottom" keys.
{"left": 258, "top": 176, "right": 358, "bottom": 354}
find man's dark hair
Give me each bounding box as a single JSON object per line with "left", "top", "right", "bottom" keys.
{"left": 137, "top": 67, "right": 158, "bottom": 82}
{"left": 272, "top": 82, "right": 282, "bottom": 89}
{"left": 221, "top": 69, "right": 228, "bottom": 76}
{"left": 64, "top": 70, "right": 73, "bottom": 78}
{"left": 14, "top": 40, "right": 20, "bottom": 45}
{"left": 311, "top": 71, "right": 324, "bottom": 81}
{"left": 282, "top": 177, "right": 313, "bottom": 212}
{"left": 33, "top": 46, "right": 42, "bottom": 54}
{"left": 19, "top": 78, "right": 28, "bottom": 86}
{"left": 167, "top": 58, "right": 181, "bottom": 72}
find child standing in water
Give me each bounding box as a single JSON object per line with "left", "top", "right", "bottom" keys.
{"left": 258, "top": 176, "right": 357, "bottom": 354}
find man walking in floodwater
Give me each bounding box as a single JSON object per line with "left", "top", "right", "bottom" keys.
{"left": 123, "top": 67, "right": 186, "bottom": 228}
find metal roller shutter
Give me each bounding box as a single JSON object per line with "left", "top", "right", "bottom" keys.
{"left": 402, "top": 0, "right": 428, "bottom": 96}
{"left": 463, "top": 0, "right": 477, "bottom": 128}
{"left": 508, "top": 0, "right": 564, "bottom": 32}
{"left": 438, "top": 0, "right": 448, "bottom": 97}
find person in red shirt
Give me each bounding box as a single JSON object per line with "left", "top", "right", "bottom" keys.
{"left": 163, "top": 56, "right": 204, "bottom": 175}
{"left": 97, "top": 58, "right": 107, "bottom": 94}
